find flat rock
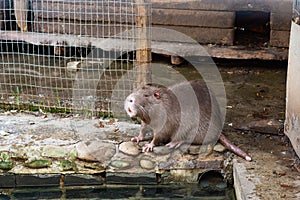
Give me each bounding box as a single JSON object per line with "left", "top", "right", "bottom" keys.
{"left": 153, "top": 146, "right": 173, "bottom": 155}
{"left": 76, "top": 141, "right": 116, "bottom": 162}
{"left": 119, "top": 142, "right": 141, "bottom": 156}
{"left": 110, "top": 160, "right": 130, "bottom": 169}
{"left": 42, "top": 145, "right": 69, "bottom": 158}
{"left": 140, "top": 159, "right": 155, "bottom": 170}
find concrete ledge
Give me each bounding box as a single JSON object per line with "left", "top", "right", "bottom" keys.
{"left": 233, "top": 159, "right": 259, "bottom": 200}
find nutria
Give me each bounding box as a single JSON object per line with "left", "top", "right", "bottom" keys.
{"left": 124, "top": 81, "right": 251, "bottom": 161}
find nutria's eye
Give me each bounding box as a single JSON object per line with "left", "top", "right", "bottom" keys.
{"left": 129, "top": 99, "right": 133, "bottom": 103}
{"left": 154, "top": 92, "right": 160, "bottom": 99}
{"left": 144, "top": 94, "right": 149, "bottom": 97}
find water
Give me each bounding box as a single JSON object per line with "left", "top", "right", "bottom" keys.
{"left": 0, "top": 184, "right": 236, "bottom": 200}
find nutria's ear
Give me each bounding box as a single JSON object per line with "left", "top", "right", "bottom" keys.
{"left": 154, "top": 91, "right": 161, "bottom": 99}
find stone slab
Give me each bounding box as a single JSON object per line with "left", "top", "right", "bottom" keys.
{"left": 0, "top": 174, "right": 16, "bottom": 188}
{"left": 152, "top": 9, "right": 235, "bottom": 28}
{"left": 270, "top": 30, "right": 290, "bottom": 47}
{"left": 271, "top": 12, "right": 292, "bottom": 31}
{"left": 15, "top": 174, "right": 61, "bottom": 187}
{"left": 233, "top": 159, "right": 258, "bottom": 200}
{"left": 106, "top": 172, "right": 157, "bottom": 185}
{"left": 64, "top": 174, "right": 104, "bottom": 186}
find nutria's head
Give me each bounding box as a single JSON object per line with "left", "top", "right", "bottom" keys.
{"left": 124, "top": 84, "right": 165, "bottom": 123}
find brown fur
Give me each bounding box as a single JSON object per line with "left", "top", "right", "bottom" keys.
{"left": 125, "top": 81, "right": 222, "bottom": 146}
{"left": 125, "top": 81, "right": 252, "bottom": 161}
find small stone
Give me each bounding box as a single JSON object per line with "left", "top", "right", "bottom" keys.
{"left": 0, "top": 130, "right": 9, "bottom": 136}
{"left": 119, "top": 142, "right": 140, "bottom": 156}
{"left": 42, "top": 146, "right": 69, "bottom": 158}
{"left": 213, "top": 143, "right": 226, "bottom": 153}
{"left": 76, "top": 141, "right": 116, "bottom": 162}
{"left": 140, "top": 159, "right": 155, "bottom": 170}
{"left": 110, "top": 160, "right": 130, "bottom": 169}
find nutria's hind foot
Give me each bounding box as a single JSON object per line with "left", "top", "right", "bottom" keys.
{"left": 131, "top": 136, "right": 144, "bottom": 143}
{"left": 166, "top": 141, "right": 183, "bottom": 149}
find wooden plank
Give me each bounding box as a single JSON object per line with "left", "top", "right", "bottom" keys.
{"left": 271, "top": 12, "right": 292, "bottom": 31}
{"left": 32, "top": 1, "right": 136, "bottom": 23}
{"left": 154, "top": 25, "right": 234, "bottom": 45}
{"left": 270, "top": 30, "right": 290, "bottom": 47}
{"left": 152, "top": 9, "right": 235, "bottom": 28}
{"left": 152, "top": 0, "right": 293, "bottom": 12}
{"left": 0, "top": 31, "right": 288, "bottom": 60}
{"left": 34, "top": 20, "right": 134, "bottom": 38}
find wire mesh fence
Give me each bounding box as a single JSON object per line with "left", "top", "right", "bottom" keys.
{"left": 294, "top": 0, "right": 300, "bottom": 17}
{"left": 0, "top": 0, "right": 151, "bottom": 117}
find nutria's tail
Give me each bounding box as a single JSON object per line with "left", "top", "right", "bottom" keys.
{"left": 219, "top": 134, "right": 252, "bottom": 161}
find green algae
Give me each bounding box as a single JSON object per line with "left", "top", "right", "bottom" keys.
{"left": 25, "top": 159, "right": 51, "bottom": 169}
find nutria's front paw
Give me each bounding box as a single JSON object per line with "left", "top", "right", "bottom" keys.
{"left": 142, "top": 143, "right": 154, "bottom": 152}
{"left": 131, "top": 136, "right": 144, "bottom": 143}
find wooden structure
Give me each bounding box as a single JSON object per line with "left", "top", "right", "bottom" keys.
{"left": 152, "top": 0, "right": 292, "bottom": 47}
{"left": 0, "top": 0, "right": 293, "bottom": 58}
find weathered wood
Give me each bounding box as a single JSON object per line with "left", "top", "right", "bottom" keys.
{"left": 271, "top": 12, "right": 292, "bottom": 31}
{"left": 154, "top": 25, "right": 234, "bottom": 45}
{"left": 270, "top": 30, "right": 290, "bottom": 47}
{"left": 14, "top": 0, "right": 28, "bottom": 32}
{"left": 135, "top": 0, "right": 151, "bottom": 87}
{"left": 34, "top": 20, "right": 132, "bottom": 38}
{"left": 32, "top": 1, "right": 135, "bottom": 24}
{"left": 152, "top": 9, "right": 235, "bottom": 28}
{"left": 152, "top": 0, "right": 293, "bottom": 13}
{"left": 0, "top": 31, "right": 288, "bottom": 60}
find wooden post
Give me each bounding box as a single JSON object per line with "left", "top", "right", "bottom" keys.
{"left": 14, "top": 0, "right": 29, "bottom": 32}
{"left": 135, "top": 0, "right": 151, "bottom": 87}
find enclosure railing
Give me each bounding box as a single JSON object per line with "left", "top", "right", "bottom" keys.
{"left": 0, "top": 0, "right": 151, "bottom": 117}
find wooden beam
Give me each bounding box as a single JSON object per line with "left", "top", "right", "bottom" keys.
{"left": 135, "top": 0, "right": 151, "bottom": 87}
{"left": 0, "top": 31, "right": 288, "bottom": 60}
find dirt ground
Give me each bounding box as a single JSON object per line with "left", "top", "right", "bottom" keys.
{"left": 1, "top": 57, "right": 299, "bottom": 198}
{"left": 172, "top": 58, "right": 300, "bottom": 198}
{"left": 217, "top": 60, "right": 300, "bottom": 199}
